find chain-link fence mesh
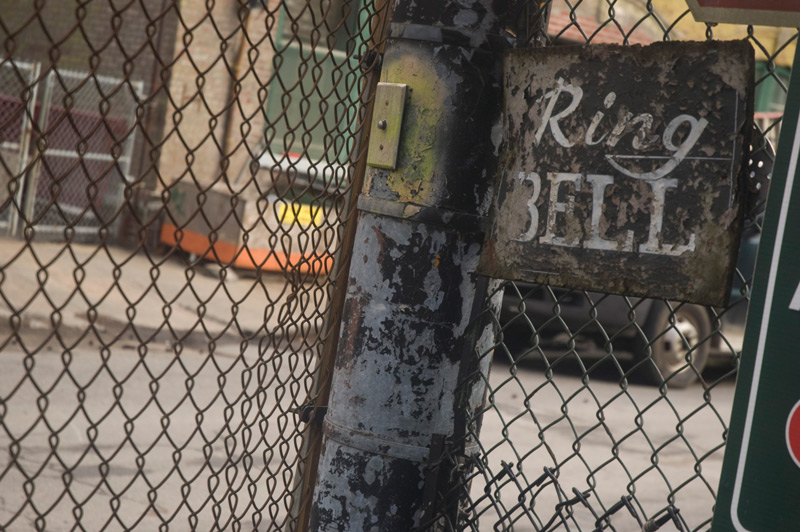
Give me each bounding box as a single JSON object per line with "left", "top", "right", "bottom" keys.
{"left": 0, "top": 0, "right": 795, "bottom": 531}
{"left": 433, "top": 2, "right": 797, "bottom": 532}
{"left": 0, "top": 0, "right": 388, "bottom": 530}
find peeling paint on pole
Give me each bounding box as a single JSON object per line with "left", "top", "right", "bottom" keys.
{"left": 309, "top": 1, "right": 520, "bottom": 530}
{"left": 479, "top": 41, "right": 755, "bottom": 307}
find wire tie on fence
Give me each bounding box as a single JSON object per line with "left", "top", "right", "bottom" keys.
{"left": 484, "top": 460, "right": 513, "bottom": 493}
{"left": 532, "top": 466, "right": 556, "bottom": 488}
{"left": 642, "top": 506, "right": 683, "bottom": 532}
{"left": 296, "top": 404, "right": 327, "bottom": 424}
{"left": 540, "top": 489, "right": 590, "bottom": 532}
{"left": 557, "top": 490, "right": 589, "bottom": 512}
{"left": 622, "top": 495, "right": 645, "bottom": 528}
{"left": 524, "top": 467, "right": 561, "bottom": 507}
{"left": 592, "top": 495, "right": 642, "bottom": 531}
{"left": 572, "top": 487, "right": 594, "bottom": 510}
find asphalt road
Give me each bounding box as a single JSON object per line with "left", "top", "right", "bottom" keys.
{"left": 0, "top": 237, "right": 317, "bottom": 531}
{"left": 0, "top": 236, "right": 738, "bottom": 531}
{"left": 0, "top": 336, "right": 307, "bottom": 531}
{"left": 0, "top": 335, "right": 737, "bottom": 531}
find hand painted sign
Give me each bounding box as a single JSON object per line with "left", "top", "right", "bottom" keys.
{"left": 478, "top": 41, "right": 754, "bottom": 306}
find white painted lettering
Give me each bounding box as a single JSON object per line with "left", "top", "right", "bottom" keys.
{"left": 607, "top": 114, "right": 708, "bottom": 181}
{"left": 630, "top": 113, "right": 657, "bottom": 150}
{"left": 638, "top": 178, "right": 696, "bottom": 256}
{"left": 540, "top": 173, "right": 581, "bottom": 247}
{"left": 535, "top": 78, "right": 583, "bottom": 148}
{"left": 514, "top": 171, "right": 542, "bottom": 242}
{"left": 584, "top": 92, "right": 616, "bottom": 146}
{"left": 523, "top": 80, "right": 712, "bottom": 258}
{"left": 584, "top": 174, "right": 634, "bottom": 252}
{"left": 605, "top": 112, "right": 634, "bottom": 148}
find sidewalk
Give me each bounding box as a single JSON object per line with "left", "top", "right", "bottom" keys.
{"left": 0, "top": 236, "right": 326, "bottom": 349}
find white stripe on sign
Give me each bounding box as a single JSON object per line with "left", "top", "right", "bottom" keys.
{"left": 790, "top": 281, "right": 800, "bottom": 311}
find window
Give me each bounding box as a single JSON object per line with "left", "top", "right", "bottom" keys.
{"left": 260, "top": 0, "right": 367, "bottom": 192}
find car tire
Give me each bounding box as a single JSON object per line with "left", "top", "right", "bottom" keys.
{"left": 634, "top": 303, "right": 711, "bottom": 388}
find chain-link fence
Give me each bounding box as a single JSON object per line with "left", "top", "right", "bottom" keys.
{"left": 28, "top": 69, "right": 144, "bottom": 239}
{"left": 0, "top": 0, "right": 795, "bottom": 531}
{"left": 0, "top": 0, "right": 388, "bottom": 530}
{"left": 434, "top": 2, "right": 797, "bottom": 532}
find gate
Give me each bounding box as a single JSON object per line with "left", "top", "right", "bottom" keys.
{"left": 0, "top": 59, "right": 38, "bottom": 235}
{"left": 0, "top": 1, "right": 794, "bottom": 531}
{"left": 0, "top": 64, "right": 142, "bottom": 240}
{"left": 26, "top": 69, "right": 144, "bottom": 240}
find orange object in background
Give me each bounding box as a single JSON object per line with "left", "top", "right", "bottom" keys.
{"left": 159, "top": 223, "right": 332, "bottom": 274}
{"left": 159, "top": 181, "right": 334, "bottom": 275}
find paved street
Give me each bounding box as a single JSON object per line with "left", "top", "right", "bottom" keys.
{"left": 0, "top": 237, "right": 324, "bottom": 530}
{"left": 0, "top": 236, "right": 317, "bottom": 347}
{"left": 0, "top": 238, "right": 737, "bottom": 531}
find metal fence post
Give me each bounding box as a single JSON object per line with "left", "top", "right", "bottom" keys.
{"left": 290, "top": 2, "right": 393, "bottom": 530}
{"left": 309, "top": 1, "right": 517, "bottom": 529}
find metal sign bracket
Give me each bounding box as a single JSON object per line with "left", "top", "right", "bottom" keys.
{"left": 367, "top": 82, "right": 408, "bottom": 170}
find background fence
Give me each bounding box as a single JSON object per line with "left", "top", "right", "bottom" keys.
{"left": 0, "top": 0, "right": 794, "bottom": 531}
{"left": 0, "top": 59, "right": 38, "bottom": 235}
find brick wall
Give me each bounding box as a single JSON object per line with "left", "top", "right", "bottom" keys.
{"left": 158, "top": 0, "right": 279, "bottom": 191}
{"left": 0, "top": 1, "right": 177, "bottom": 80}
{"left": 221, "top": 3, "right": 280, "bottom": 188}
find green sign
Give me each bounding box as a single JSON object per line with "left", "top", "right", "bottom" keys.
{"left": 712, "top": 46, "right": 800, "bottom": 531}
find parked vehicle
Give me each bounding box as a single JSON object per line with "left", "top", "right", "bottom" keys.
{"left": 499, "top": 227, "right": 759, "bottom": 387}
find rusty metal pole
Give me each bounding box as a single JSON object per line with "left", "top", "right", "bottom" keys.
{"left": 309, "top": 1, "right": 517, "bottom": 530}
{"left": 290, "top": 3, "right": 393, "bottom": 531}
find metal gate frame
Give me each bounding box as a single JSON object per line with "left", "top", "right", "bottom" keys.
{"left": 21, "top": 68, "right": 143, "bottom": 240}
{"left": 0, "top": 59, "right": 40, "bottom": 236}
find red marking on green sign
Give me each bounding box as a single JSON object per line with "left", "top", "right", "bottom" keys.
{"left": 787, "top": 400, "right": 800, "bottom": 468}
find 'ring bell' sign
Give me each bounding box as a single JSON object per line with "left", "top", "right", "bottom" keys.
{"left": 478, "top": 41, "right": 754, "bottom": 307}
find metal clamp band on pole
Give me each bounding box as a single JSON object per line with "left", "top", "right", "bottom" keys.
{"left": 357, "top": 194, "right": 487, "bottom": 234}
{"left": 387, "top": 22, "right": 512, "bottom": 51}
{"left": 323, "top": 418, "right": 479, "bottom": 463}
